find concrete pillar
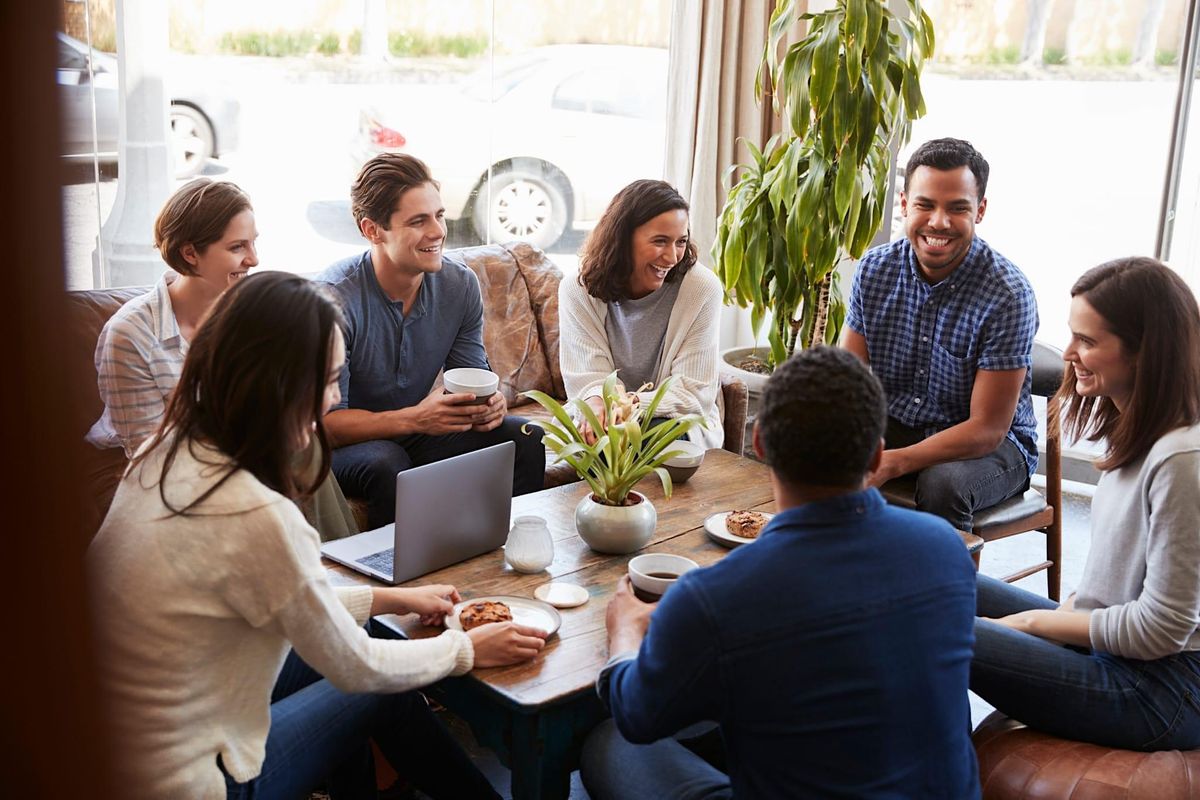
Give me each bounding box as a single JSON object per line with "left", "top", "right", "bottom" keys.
{"left": 361, "top": 0, "right": 389, "bottom": 62}
{"left": 94, "top": 0, "right": 171, "bottom": 288}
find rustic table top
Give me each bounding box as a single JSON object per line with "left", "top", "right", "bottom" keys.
{"left": 325, "top": 448, "right": 983, "bottom": 711}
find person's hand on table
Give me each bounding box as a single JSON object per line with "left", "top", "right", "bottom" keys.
{"left": 471, "top": 391, "right": 507, "bottom": 432}
{"left": 467, "top": 622, "right": 548, "bottom": 666}
{"left": 372, "top": 584, "right": 461, "bottom": 625}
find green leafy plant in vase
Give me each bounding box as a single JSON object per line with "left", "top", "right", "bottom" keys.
{"left": 523, "top": 372, "right": 702, "bottom": 553}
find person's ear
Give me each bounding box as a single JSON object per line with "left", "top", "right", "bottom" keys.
{"left": 975, "top": 196, "right": 987, "bottom": 224}
{"left": 180, "top": 243, "right": 199, "bottom": 267}
{"left": 359, "top": 217, "right": 381, "bottom": 244}
{"left": 752, "top": 421, "right": 765, "bottom": 461}
{"left": 866, "top": 438, "right": 884, "bottom": 475}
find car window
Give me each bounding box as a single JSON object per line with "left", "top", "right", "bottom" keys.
{"left": 551, "top": 66, "right": 664, "bottom": 120}
{"left": 58, "top": 40, "right": 87, "bottom": 71}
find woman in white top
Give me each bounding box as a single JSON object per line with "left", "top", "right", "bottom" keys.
{"left": 87, "top": 178, "right": 357, "bottom": 540}
{"left": 971, "top": 256, "right": 1200, "bottom": 750}
{"left": 559, "top": 179, "right": 724, "bottom": 449}
{"left": 87, "top": 272, "right": 547, "bottom": 799}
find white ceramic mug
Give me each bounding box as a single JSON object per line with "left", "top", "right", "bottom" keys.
{"left": 628, "top": 553, "right": 699, "bottom": 602}
{"left": 443, "top": 367, "right": 500, "bottom": 399}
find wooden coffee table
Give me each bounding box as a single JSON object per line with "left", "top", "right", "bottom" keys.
{"left": 326, "top": 449, "right": 983, "bottom": 799}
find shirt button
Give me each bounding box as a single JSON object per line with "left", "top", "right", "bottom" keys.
{"left": 918, "top": 369, "right": 925, "bottom": 375}
{"left": 913, "top": 398, "right": 922, "bottom": 404}
{"left": 921, "top": 336, "right": 929, "bottom": 342}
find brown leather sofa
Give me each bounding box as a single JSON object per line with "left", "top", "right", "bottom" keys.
{"left": 67, "top": 242, "right": 748, "bottom": 535}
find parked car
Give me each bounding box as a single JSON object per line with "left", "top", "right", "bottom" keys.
{"left": 56, "top": 32, "right": 240, "bottom": 178}
{"left": 352, "top": 45, "right": 668, "bottom": 250}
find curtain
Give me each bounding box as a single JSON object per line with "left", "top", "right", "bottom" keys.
{"left": 664, "top": 0, "right": 800, "bottom": 348}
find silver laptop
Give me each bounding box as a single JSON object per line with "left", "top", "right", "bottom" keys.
{"left": 320, "top": 441, "right": 515, "bottom": 584}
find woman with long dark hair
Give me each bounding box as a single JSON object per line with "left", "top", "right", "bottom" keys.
{"left": 88, "top": 272, "right": 546, "bottom": 798}
{"left": 971, "top": 256, "right": 1200, "bottom": 750}
{"left": 560, "top": 179, "right": 724, "bottom": 448}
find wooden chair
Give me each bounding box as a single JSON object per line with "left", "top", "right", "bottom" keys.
{"left": 882, "top": 341, "right": 1065, "bottom": 600}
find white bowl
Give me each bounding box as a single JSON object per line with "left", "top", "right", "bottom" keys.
{"left": 628, "top": 553, "right": 699, "bottom": 601}
{"left": 444, "top": 367, "right": 499, "bottom": 397}
{"left": 663, "top": 440, "right": 705, "bottom": 483}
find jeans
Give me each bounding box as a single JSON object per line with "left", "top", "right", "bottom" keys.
{"left": 223, "top": 650, "right": 500, "bottom": 799}
{"left": 333, "top": 416, "right": 545, "bottom": 530}
{"left": 886, "top": 418, "right": 1029, "bottom": 531}
{"left": 581, "top": 719, "right": 732, "bottom": 800}
{"left": 972, "top": 574, "right": 1200, "bottom": 750}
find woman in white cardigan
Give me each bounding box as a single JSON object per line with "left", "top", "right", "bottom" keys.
{"left": 560, "top": 179, "right": 724, "bottom": 450}
{"left": 88, "top": 272, "right": 546, "bottom": 799}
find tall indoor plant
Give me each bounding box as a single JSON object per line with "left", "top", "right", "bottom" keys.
{"left": 714, "top": 0, "right": 935, "bottom": 369}
{"left": 523, "top": 373, "right": 701, "bottom": 553}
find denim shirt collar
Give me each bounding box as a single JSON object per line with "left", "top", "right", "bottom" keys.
{"left": 762, "top": 487, "right": 886, "bottom": 537}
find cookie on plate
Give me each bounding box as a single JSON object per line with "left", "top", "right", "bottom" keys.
{"left": 459, "top": 600, "right": 513, "bottom": 631}
{"left": 725, "top": 510, "right": 768, "bottom": 539}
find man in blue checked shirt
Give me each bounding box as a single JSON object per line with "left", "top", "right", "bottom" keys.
{"left": 843, "top": 138, "right": 1038, "bottom": 533}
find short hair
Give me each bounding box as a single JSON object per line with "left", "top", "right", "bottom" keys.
{"left": 757, "top": 346, "right": 886, "bottom": 487}
{"left": 351, "top": 153, "right": 438, "bottom": 229}
{"left": 904, "top": 138, "right": 989, "bottom": 201}
{"left": 577, "top": 179, "right": 698, "bottom": 302}
{"left": 133, "top": 272, "right": 346, "bottom": 514}
{"left": 1058, "top": 256, "right": 1200, "bottom": 471}
{"left": 153, "top": 178, "right": 252, "bottom": 275}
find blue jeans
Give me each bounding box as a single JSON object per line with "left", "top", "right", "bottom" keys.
{"left": 886, "top": 418, "right": 1029, "bottom": 531}
{"left": 333, "top": 416, "right": 545, "bottom": 530}
{"left": 972, "top": 574, "right": 1200, "bottom": 750}
{"left": 223, "top": 650, "right": 500, "bottom": 799}
{"left": 581, "top": 720, "right": 732, "bottom": 800}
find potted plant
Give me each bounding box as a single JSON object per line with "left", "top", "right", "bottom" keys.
{"left": 523, "top": 373, "right": 701, "bottom": 554}
{"left": 714, "top": 0, "right": 935, "bottom": 379}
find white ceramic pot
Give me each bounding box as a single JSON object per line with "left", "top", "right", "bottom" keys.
{"left": 719, "top": 346, "right": 772, "bottom": 396}
{"left": 574, "top": 491, "right": 656, "bottom": 554}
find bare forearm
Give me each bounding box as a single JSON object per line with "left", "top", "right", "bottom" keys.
{"left": 995, "top": 608, "right": 1092, "bottom": 647}
{"left": 889, "top": 418, "right": 1009, "bottom": 474}
{"left": 325, "top": 408, "right": 414, "bottom": 447}
{"left": 607, "top": 625, "right": 646, "bottom": 657}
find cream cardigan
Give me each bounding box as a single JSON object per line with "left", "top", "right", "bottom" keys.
{"left": 87, "top": 437, "right": 474, "bottom": 799}
{"left": 559, "top": 265, "right": 724, "bottom": 450}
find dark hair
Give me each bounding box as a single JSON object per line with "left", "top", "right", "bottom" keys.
{"left": 577, "top": 179, "right": 697, "bottom": 302}
{"left": 154, "top": 178, "right": 252, "bottom": 275}
{"left": 351, "top": 153, "right": 438, "bottom": 229}
{"left": 1058, "top": 256, "right": 1200, "bottom": 471}
{"left": 904, "top": 138, "right": 989, "bottom": 201}
{"left": 131, "top": 272, "right": 346, "bottom": 515}
{"left": 757, "top": 346, "right": 886, "bottom": 487}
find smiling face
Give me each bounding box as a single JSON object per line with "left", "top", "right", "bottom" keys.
{"left": 181, "top": 208, "right": 259, "bottom": 289}
{"left": 1064, "top": 295, "right": 1137, "bottom": 412}
{"left": 901, "top": 165, "right": 986, "bottom": 283}
{"left": 627, "top": 209, "right": 689, "bottom": 299}
{"left": 364, "top": 181, "right": 447, "bottom": 276}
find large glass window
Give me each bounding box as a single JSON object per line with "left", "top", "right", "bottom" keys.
{"left": 59, "top": 0, "right": 672, "bottom": 290}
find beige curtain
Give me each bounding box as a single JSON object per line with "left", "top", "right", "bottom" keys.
{"left": 665, "top": 0, "right": 801, "bottom": 348}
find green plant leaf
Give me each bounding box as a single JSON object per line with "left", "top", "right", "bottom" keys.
{"left": 833, "top": 161, "right": 856, "bottom": 222}
{"left": 809, "top": 10, "right": 843, "bottom": 119}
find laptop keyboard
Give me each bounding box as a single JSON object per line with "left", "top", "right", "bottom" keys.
{"left": 356, "top": 548, "right": 394, "bottom": 575}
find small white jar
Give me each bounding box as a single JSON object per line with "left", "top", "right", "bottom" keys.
{"left": 505, "top": 515, "right": 554, "bottom": 573}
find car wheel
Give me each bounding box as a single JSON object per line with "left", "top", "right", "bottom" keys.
{"left": 170, "top": 103, "right": 215, "bottom": 179}
{"left": 472, "top": 167, "right": 569, "bottom": 250}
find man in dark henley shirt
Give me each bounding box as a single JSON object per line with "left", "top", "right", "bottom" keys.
{"left": 318, "top": 153, "right": 544, "bottom": 529}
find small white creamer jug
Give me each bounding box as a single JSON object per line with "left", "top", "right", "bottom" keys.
{"left": 505, "top": 515, "right": 554, "bottom": 573}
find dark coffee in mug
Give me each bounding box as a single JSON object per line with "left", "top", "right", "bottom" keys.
{"left": 632, "top": 572, "right": 682, "bottom": 602}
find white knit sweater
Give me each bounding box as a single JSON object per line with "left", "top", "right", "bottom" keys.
{"left": 559, "top": 265, "right": 724, "bottom": 450}
{"left": 87, "top": 437, "right": 474, "bottom": 799}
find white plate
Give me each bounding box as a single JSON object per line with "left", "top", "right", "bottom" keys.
{"left": 445, "top": 595, "right": 562, "bottom": 636}
{"left": 703, "top": 511, "right": 774, "bottom": 549}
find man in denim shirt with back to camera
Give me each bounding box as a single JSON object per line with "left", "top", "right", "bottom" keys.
{"left": 581, "top": 347, "right": 979, "bottom": 799}
{"left": 843, "top": 137, "right": 1039, "bottom": 532}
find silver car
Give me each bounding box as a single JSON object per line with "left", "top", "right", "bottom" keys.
{"left": 56, "top": 32, "right": 239, "bottom": 178}
{"left": 353, "top": 45, "right": 668, "bottom": 250}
